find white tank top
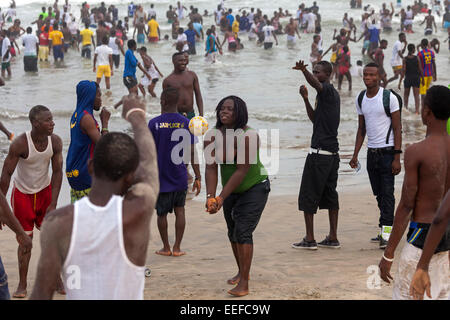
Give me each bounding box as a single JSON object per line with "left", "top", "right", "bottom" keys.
{"left": 108, "top": 36, "right": 119, "bottom": 55}
{"left": 14, "top": 131, "right": 52, "bottom": 194}
{"left": 62, "top": 195, "right": 145, "bottom": 300}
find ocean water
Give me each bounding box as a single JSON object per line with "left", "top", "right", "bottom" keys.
{"left": 0, "top": 0, "right": 448, "bottom": 199}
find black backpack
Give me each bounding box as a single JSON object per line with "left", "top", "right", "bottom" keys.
{"left": 357, "top": 89, "right": 403, "bottom": 145}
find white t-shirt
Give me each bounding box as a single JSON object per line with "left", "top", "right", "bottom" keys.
{"left": 356, "top": 88, "right": 400, "bottom": 148}
{"left": 262, "top": 25, "right": 274, "bottom": 43}
{"left": 390, "top": 40, "right": 404, "bottom": 67}
{"left": 307, "top": 13, "right": 317, "bottom": 26}
{"left": 1, "top": 37, "right": 11, "bottom": 63}
{"left": 22, "top": 34, "right": 39, "bottom": 56}
{"left": 148, "top": 9, "right": 156, "bottom": 19}
{"left": 177, "top": 33, "right": 189, "bottom": 51}
{"left": 95, "top": 45, "right": 113, "bottom": 66}
{"left": 69, "top": 21, "right": 78, "bottom": 35}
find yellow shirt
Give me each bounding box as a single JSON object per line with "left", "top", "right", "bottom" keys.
{"left": 49, "top": 30, "right": 64, "bottom": 46}
{"left": 232, "top": 20, "right": 239, "bottom": 36}
{"left": 80, "top": 29, "right": 94, "bottom": 46}
{"left": 147, "top": 19, "right": 159, "bottom": 38}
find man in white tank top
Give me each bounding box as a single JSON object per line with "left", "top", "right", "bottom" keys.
{"left": 0, "top": 105, "right": 63, "bottom": 298}
{"left": 30, "top": 95, "right": 159, "bottom": 300}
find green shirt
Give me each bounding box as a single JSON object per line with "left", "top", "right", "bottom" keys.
{"left": 218, "top": 127, "right": 268, "bottom": 194}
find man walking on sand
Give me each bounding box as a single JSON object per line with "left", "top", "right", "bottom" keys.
{"left": 379, "top": 85, "right": 450, "bottom": 300}
{"left": 30, "top": 94, "right": 159, "bottom": 300}
{"left": 150, "top": 87, "right": 200, "bottom": 257}
{"left": 291, "top": 60, "right": 341, "bottom": 250}
{"left": 350, "top": 62, "right": 402, "bottom": 249}
{"left": 0, "top": 105, "right": 64, "bottom": 298}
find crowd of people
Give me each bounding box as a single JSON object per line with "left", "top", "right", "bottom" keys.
{"left": 0, "top": 0, "right": 449, "bottom": 301}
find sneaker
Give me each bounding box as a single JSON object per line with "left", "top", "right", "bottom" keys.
{"left": 291, "top": 238, "right": 318, "bottom": 250}
{"left": 318, "top": 236, "right": 341, "bottom": 249}
{"left": 371, "top": 234, "right": 381, "bottom": 243}
{"left": 379, "top": 238, "right": 388, "bottom": 249}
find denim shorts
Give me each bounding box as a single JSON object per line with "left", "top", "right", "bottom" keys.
{"left": 0, "top": 256, "right": 10, "bottom": 300}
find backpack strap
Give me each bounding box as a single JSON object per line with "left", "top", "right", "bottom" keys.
{"left": 383, "top": 89, "right": 393, "bottom": 145}
{"left": 357, "top": 90, "right": 366, "bottom": 110}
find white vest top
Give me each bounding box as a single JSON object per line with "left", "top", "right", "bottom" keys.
{"left": 14, "top": 131, "right": 52, "bottom": 194}
{"left": 62, "top": 195, "right": 145, "bottom": 300}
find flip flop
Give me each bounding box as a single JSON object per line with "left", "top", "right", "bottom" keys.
{"left": 155, "top": 250, "right": 172, "bottom": 256}
{"left": 172, "top": 251, "right": 186, "bottom": 257}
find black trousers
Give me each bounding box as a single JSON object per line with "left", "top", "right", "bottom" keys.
{"left": 367, "top": 148, "right": 395, "bottom": 227}
{"left": 24, "top": 56, "right": 38, "bottom": 72}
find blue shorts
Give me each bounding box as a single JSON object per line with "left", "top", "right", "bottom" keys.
{"left": 0, "top": 256, "right": 10, "bottom": 300}
{"left": 444, "top": 21, "right": 450, "bottom": 29}
{"left": 53, "top": 45, "right": 64, "bottom": 60}
{"left": 137, "top": 34, "right": 145, "bottom": 44}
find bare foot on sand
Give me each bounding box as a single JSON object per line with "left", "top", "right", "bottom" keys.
{"left": 172, "top": 250, "right": 186, "bottom": 257}
{"left": 228, "top": 283, "right": 249, "bottom": 297}
{"left": 13, "top": 285, "right": 27, "bottom": 298}
{"left": 227, "top": 273, "right": 249, "bottom": 285}
{"left": 155, "top": 249, "right": 172, "bottom": 256}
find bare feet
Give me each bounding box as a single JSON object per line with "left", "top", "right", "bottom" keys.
{"left": 172, "top": 251, "right": 186, "bottom": 257}
{"left": 227, "top": 273, "right": 240, "bottom": 285}
{"left": 228, "top": 283, "right": 249, "bottom": 297}
{"left": 227, "top": 273, "right": 249, "bottom": 285}
{"left": 172, "top": 247, "right": 186, "bottom": 257}
{"left": 13, "top": 285, "right": 27, "bottom": 298}
{"left": 155, "top": 249, "right": 172, "bottom": 256}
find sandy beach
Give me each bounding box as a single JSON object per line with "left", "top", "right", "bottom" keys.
{"left": 0, "top": 183, "right": 406, "bottom": 300}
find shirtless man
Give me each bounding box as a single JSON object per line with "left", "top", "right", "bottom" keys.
{"left": 138, "top": 47, "right": 163, "bottom": 98}
{"left": 162, "top": 52, "right": 204, "bottom": 119}
{"left": 379, "top": 85, "right": 450, "bottom": 300}
{"left": 30, "top": 94, "right": 159, "bottom": 300}
{"left": 370, "top": 39, "right": 388, "bottom": 87}
{"left": 95, "top": 21, "right": 108, "bottom": 47}
{"left": 133, "top": 17, "right": 147, "bottom": 44}
{"left": 0, "top": 105, "right": 63, "bottom": 298}
{"left": 310, "top": 35, "right": 322, "bottom": 68}
{"left": 284, "top": 18, "right": 300, "bottom": 47}
{"left": 410, "top": 188, "right": 450, "bottom": 300}
{"left": 420, "top": 9, "right": 437, "bottom": 35}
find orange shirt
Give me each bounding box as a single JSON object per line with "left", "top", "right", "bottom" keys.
{"left": 41, "top": 25, "right": 54, "bottom": 33}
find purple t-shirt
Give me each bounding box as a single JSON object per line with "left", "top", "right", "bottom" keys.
{"left": 148, "top": 113, "right": 196, "bottom": 193}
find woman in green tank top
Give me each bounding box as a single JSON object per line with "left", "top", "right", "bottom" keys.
{"left": 204, "top": 96, "right": 270, "bottom": 297}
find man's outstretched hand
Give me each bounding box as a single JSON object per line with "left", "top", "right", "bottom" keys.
{"left": 292, "top": 60, "right": 308, "bottom": 72}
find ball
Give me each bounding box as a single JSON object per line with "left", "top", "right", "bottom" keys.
{"left": 189, "top": 116, "right": 208, "bottom": 136}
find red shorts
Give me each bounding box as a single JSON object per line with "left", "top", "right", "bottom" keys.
{"left": 11, "top": 184, "right": 52, "bottom": 233}
{"left": 148, "top": 37, "right": 159, "bottom": 42}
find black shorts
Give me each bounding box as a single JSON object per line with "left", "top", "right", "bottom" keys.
{"left": 404, "top": 76, "right": 420, "bottom": 88}
{"left": 264, "top": 42, "right": 273, "bottom": 50}
{"left": 223, "top": 179, "right": 270, "bottom": 244}
{"left": 156, "top": 190, "right": 187, "bottom": 216}
{"left": 228, "top": 42, "right": 237, "bottom": 50}
{"left": 152, "top": 78, "right": 159, "bottom": 84}
{"left": 298, "top": 153, "right": 340, "bottom": 214}
{"left": 123, "top": 76, "right": 138, "bottom": 90}
{"left": 187, "top": 43, "right": 196, "bottom": 55}
{"left": 112, "top": 54, "right": 120, "bottom": 68}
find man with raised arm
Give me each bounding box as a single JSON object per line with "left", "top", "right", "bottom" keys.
{"left": 30, "top": 94, "right": 159, "bottom": 300}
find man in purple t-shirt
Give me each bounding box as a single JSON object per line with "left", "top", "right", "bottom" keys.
{"left": 148, "top": 87, "right": 201, "bottom": 257}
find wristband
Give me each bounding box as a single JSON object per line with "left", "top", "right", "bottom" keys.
{"left": 382, "top": 254, "right": 394, "bottom": 262}
{"left": 393, "top": 150, "right": 402, "bottom": 154}
{"left": 125, "top": 108, "right": 146, "bottom": 121}
{"left": 101, "top": 127, "right": 109, "bottom": 132}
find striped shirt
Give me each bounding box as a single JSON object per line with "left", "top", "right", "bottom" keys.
{"left": 417, "top": 48, "right": 435, "bottom": 77}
